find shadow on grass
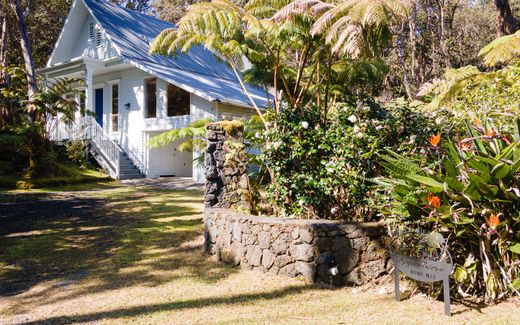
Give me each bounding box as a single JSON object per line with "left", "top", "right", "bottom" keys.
{"left": 17, "top": 285, "right": 311, "bottom": 325}
{"left": 0, "top": 186, "right": 235, "bottom": 306}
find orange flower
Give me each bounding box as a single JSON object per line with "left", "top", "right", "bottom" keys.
{"left": 473, "top": 117, "right": 482, "bottom": 127}
{"left": 427, "top": 194, "right": 441, "bottom": 209}
{"left": 460, "top": 141, "right": 472, "bottom": 152}
{"left": 487, "top": 213, "right": 500, "bottom": 229}
{"left": 485, "top": 128, "right": 497, "bottom": 138}
{"left": 429, "top": 133, "right": 441, "bottom": 147}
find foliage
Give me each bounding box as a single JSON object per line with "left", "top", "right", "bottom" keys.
{"left": 377, "top": 117, "right": 520, "bottom": 301}
{"left": 64, "top": 139, "right": 87, "bottom": 167}
{"left": 479, "top": 29, "right": 520, "bottom": 67}
{"left": 0, "top": 65, "right": 85, "bottom": 177}
{"left": 386, "top": 0, "right": 497, "bottom": 98}
{"left": 150, "top": 0, "right": 412, "bottom": 131}
{"left": 148, "top": 118, "right": 212, "bottom": 151}
{"left": 260, "top": 98, "right": 435, "bottom": 219}
{"left": 417, "top": 61, "right": 520, "bottom": 137}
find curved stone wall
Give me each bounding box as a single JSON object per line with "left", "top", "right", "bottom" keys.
{"left": 204, "top": 208, "right": 391, "bottom": 285}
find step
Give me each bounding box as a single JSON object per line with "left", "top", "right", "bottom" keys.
{"left": 119, "top": 174, "right": 145, "bottom": 180}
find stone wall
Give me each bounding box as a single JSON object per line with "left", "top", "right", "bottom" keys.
{"left": 204, "top": 208, "right": 390, "bottom": 285}
{"left": 204, "top": 121, "right": 251, "bottom": 211}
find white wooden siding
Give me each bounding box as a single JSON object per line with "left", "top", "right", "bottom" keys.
{"left": 90, "top": 67, "right": 217, "bottom": 180}
{"left": 49, "top": 1, "right": 118, "bottom": 65}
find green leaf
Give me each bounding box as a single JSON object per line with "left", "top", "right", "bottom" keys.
{"left": 468, "top": 160, "right": 490, "bottom": 175}
{"left": 491, "top": 163, "right": 510, "bottom": 180}
{"left": 512, "top": 278, "right": 520, "bottom": 290}
{"left": 406, "top": 174, "right": 444, "bottom": 192}
{"left": 508, "top": 242, "right": 520, "bottom": 254}
{"left": 454, "top": 266, "right": 468, "bottom": 283}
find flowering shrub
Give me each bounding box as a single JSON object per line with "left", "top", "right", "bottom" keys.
{"left": 260, "top": 98, "right": 435, "bottom": 219}
{"left": 377, "top": 117, "right": 520, "bottom": 301}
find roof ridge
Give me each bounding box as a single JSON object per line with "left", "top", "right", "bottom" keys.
{"left": 91, "top": 0, "right": 175, "bottom": 28}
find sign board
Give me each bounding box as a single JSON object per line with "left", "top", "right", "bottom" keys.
{"left": 389, "top": 231, "right": 453, "bottom": 316}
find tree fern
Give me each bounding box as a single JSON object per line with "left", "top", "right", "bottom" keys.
{"left": 479, "top": 30, "right": 520, "bottom": 67}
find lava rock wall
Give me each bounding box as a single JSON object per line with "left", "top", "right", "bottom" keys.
{"left": 204, "top": 208, "right": 390, "bottom": 285}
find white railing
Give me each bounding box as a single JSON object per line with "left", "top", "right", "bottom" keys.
{"left": 49, "top": 116, "right": 123, "bottom": 178}
{"left": 82, "top": 115, "right": 122, "bottom": 177}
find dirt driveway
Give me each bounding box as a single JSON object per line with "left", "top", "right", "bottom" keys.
{"left": 0, "top": 184, "right": 518, "bottom": 324}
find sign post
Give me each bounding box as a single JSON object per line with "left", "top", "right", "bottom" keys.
{"left": 390, "top": 231, "right": 453, "bottom": 316}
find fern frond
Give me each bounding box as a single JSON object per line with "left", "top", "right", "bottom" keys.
{"left": 479, "top": 30, "right": 520, "bottom": 67}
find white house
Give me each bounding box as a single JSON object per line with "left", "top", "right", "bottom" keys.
{"left": 41, "top": 0, "right": 268, "bottom": 181}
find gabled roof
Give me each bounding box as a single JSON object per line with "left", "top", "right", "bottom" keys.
{"left": 55, "top": 0, "right": 270, "bottom": 108}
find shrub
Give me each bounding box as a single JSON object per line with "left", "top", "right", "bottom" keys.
{"left": 260, "top": 98, "right": 435, "bottom": 220}
{"left": 64, "top": 140, "right": 88, "bottom": 168}
{"left": 377, "top": 117, "right": 520, "bottom": 301}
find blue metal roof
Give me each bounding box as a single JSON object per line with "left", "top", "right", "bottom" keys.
{"left": 83, "top": 0, "right": 269, "bottom": 108}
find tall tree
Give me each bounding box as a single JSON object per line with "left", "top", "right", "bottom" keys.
{"left": 0, "top": 1, "right": 9, "bottom": 85}
{"left": 494, "top": 0, "right": 519, "bottom": 36}
{"left": 9, "top": 0, "right": 37, "bottom": 117}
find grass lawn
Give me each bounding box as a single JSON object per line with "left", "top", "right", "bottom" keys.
{"left": 0, "top": 183, "right": 518, "bottom": 324}
{"left": 0, "top": 164, "right": 112, "bottom": 190}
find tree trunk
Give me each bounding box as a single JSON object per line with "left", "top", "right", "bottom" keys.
{"left": 10, "top": 0, "right": 38, "bottom": 120}
{"left": 0, "top": 9, "right": 11, "bottom": 127}
{"left": 0, "top": 13, "right": 8, "bottom": 82}
{"left": 494, "top": 0, "right": 519, "bottom": 36}
{"left": 10, "top": 0, "right": 45, "bottom": 177}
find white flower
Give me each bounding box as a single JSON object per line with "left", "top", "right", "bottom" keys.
{"left": 302, "top": 121, "right": 309, "bottom": 129}
{"left": 265, "top": 121, "right": 272, "bottom": 128}
{"left": 356, "top": 132, "right": 364, "bottom": 138}
{"left": 273, "top": 141, "right": 281, "bottom": 149}
{"left": 314, "top": 125, "right": 320, "bottom": 130}
{"left": 435, "top": 118, "right": 442, "bottom": 125}
{"left": 376, "top": 125, "right": 383, "bottom": 131}
{"left": 326, "top": 167, "right": 334, "bottom": 173}
{"left": 348, "top": 115, "right": 357, "bottom": 123}
{"left": 255, "top": 132, "right": 261, "bottom": 139}
{"left": 353, "top": 125, "right": 361, "bottom": 133}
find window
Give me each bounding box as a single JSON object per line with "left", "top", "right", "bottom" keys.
{"left": 88, "top": 21, "right": 102, "bottom": 47}
{"left": 112, "top": 84, "right": 119, "bottom": 132}
{"left": 167, "top": 84, "right": 190, "bottom": 116}
{"left": 145, "top": 78, "right": 157, "bottom": 118}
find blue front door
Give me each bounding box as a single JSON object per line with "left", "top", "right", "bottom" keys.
{"left": 95, "top": 88, "right": 103, "bottom": 126}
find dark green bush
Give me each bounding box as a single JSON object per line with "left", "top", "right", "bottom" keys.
{"left": 260, "top": 98, "right": 436, "bottom": 220}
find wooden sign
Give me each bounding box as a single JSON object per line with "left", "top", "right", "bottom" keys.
{"left": 389, "top": 231, "right": 453, "bottom": 316}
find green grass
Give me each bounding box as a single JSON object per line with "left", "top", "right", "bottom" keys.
{"left": 0, "top": 184, "right": 518, "bottom": 324}
{"left": 0, "top": 164, "right": 112, "bottom": 190}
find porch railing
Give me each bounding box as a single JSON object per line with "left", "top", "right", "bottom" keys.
{"left": 49, "top": 115, "right": 123, "bottom": 178}
{"left": 82, "top": 115, "right": 122, "bottom": 177}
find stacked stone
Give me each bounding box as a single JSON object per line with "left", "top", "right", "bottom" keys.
{"left": 205, "top": 121, "right": 251, "bottom": 211}
{"left": 204, "top": 208, "right": 390, "bottom": 284}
